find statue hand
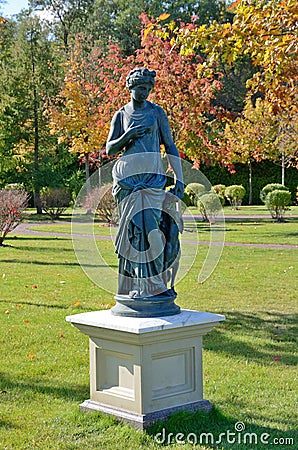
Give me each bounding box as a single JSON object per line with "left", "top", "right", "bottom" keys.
{"left": 172, "top": 180, "right": 184, "bottom": 200}
{"left": 126, "top": 123, "right": 148, "bottom": 141}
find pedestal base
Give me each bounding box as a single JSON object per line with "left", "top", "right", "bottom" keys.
{"left": 66, "top": 309, "right": 225, "bottom": 429}
{"left": 80, "top": 399, "right": 214, "bottom": 430}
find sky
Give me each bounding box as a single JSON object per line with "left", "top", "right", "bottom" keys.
{"left": 1, "top": 0, "right": 29, "bottom": 17}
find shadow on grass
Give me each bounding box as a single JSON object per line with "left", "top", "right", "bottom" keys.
{"left": 0, "top": 259, "right": 117, "bottom": 269}
{"left": 204, "top": 311, "right": 297, "bottom": 367}
{"left": 147, "top": 407, "right": 297, "bottom": 449}
{"left": 25, "top": 213, "right": 103, "bottom": 224}
{"left": 0, "top": 371, "right": 88, "bottom": 407}
{"left": 9, "top": 235, "right": 70, "bottom": 242}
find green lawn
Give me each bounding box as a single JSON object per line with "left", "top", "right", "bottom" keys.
{"left": 27, "top": 216, "right": 298, "bottom": 246}
{"left": 0, "top": 213, "right": 297, "bottom": 449}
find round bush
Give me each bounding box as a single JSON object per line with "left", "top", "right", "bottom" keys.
{"left": 41, "top": 187, "right": 71, "bottom": 220}
{"left": 185, "top": 183, "right": 206, "bottom": 206}
{"left": 166, "top": 185, "right": 191, "bottom": 211}
{"left": 212, "top": 184, "right": 226, "bottom": 196}
{"left": 260, "top": 183, "right": 289, "bottom": 203}
{"left": 265, "top": 189, "right": 291, "bottom": 222}
{"left": 198, "top": 191, "right": 222, "bottom": 222}
{"left": 224, "top": 185, "right": 246, "bottom": 209}
{"left": 95, "top": 183, "right": 118, "bottom": 224}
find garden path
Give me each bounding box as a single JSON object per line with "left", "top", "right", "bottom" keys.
{"left": 14, "top": 221, "right": 298, "bottom": 250}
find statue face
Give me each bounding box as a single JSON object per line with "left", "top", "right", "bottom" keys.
{"left": 130, "top": 84, "right": 151, "bottom": 103}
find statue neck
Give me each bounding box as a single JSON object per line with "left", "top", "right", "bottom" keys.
{"left": 129, "top": 99, "right": 149, "bottom": 111}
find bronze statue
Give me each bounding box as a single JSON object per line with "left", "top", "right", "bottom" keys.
{"left": 106, "top": 68, "right": 184, "bottom": 317}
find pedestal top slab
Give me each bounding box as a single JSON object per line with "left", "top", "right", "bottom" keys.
{"left": 66, "top": 309, "right": 225, "bottom": 334}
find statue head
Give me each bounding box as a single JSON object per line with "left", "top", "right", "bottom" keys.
{"left": 126, "top": 68, "right": 156, "bottom": 90}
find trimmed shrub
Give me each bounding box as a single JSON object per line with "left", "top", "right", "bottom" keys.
{"left": 0, "top": 188, "right": 29, "bottom": 245}
{"left": 41, "top": 187, "right": 71, "bottom": 221}
{"left": 166, "top": 185, "right": 191, "bottom": 212}
{"left": 185, "top": 183, "right": 206, "bottom": 206}
{"left": 212, "top": 184, "right": 226, "bottom": 206}
{"left": 200, "top": 160, "right": 297, "bottom": 205}
{"left": 265, "top": 189, "right": 291, "bottom": 222}
{"left": 260, "top": 183, "right": 289, "bottom": 203}
{"left": 95, "top": 183, "right": 118, "bottom": 225}
{"left": 198, "top": 191, "right": 222, "bottom": 223}
{"left": 225, "top": 185, "right": 246, "bottom": 209}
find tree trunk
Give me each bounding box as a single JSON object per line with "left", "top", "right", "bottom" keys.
{"left": 85, "top": 153, "right": 92, "bottom": 214}
{"left": 31, "top": 32, "right": 42, "bottom": 215}
{"left": 248, "top": 160, "right": 253, "bottom": 205}
{"left": 85, "top": 153, "right": 90, "bottom": 191}
{"left": 281, "top": 149, "right": 285, "bottom": 185}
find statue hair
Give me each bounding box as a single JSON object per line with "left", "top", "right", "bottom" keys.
{"left": 126, "top": 68, "right": 156, "bottom": 89}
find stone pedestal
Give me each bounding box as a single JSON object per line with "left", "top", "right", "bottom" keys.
{"left": 66, "top": 309, "right": 225, "bottom": 429}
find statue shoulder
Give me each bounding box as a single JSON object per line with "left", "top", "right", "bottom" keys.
{"left": 150, "top": 102, "right": 168, "bottom": 122}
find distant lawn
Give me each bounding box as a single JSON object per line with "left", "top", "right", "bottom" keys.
{"left": 26, "top": 216, "right": 298, "bottom": 247}
{"left": 182, "top": 219, "right": 298, "bottom": 246}
{"left": 1, "top": 217, "right": 297, "bottom": 449}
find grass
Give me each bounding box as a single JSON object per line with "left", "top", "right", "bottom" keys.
{"left": 0, "top": 208, "right": 297, "bottom": 449}
{"left": 24, "top": 205, "right": 298, "bottom": 247}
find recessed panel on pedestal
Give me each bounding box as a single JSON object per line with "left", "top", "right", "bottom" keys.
{"left": 152, "top": 347, "right": 195, "bottom": 399}
{"left": 96, "top": 347, "right": 135, "bottom": 400}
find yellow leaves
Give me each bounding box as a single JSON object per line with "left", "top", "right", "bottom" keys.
{"left": 228, "top": 0, "right": 242, "bottom": 12}
{"left": 143, "top": 24, "right": 154, "bottom": 41}
{"left": 57, "top": 136, "right": 66, "bottom": 145}
{"left": 157, "top": 13, "right": 171, "bottom": 22}
{"left": 174, "top": 0, "right": 298, "bottom": 115}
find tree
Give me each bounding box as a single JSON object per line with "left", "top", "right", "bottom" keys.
{"left": 172, "top": 0, "right": 298, "bottom": 116}
{"left": 88, "top": 0, "right": 233, "bottom": 55}
{"left": 157, "top": 0, "right": 297, "bottom": 183}
{"left": 223, "top": 99, "right": 280, "bottom": 203}
{"left": 0, "top": 188, "right": 29, "bottom": 245}
{"left": 136, "top": 14, "right": 226, "bottom": 166}
{"left": 0, "top": 14, "right": 68, "bottom": 212}
{"left": 47, "top": 36, "right": 129, "bottom": 188}
{"left": 48, "top": 15, "right": 228, "bottom": 175}
{"left": 30, "top": 0, "right": 95, "bottom": 48}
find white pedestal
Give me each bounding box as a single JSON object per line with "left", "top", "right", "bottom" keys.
{"left": 66, "top": 309, "right": 225, "bottom": 429}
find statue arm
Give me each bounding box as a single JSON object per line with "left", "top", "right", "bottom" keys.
{"left": 106, "top": 112, "right": 125, "bottom": 156}
{"left": 158, "top": 108, "right": 184, "bottom": 199}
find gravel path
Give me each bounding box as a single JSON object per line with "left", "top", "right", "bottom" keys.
{"left": 13, "top": 222, "right": 298, "bottom": 250}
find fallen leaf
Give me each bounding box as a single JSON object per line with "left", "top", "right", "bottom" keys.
{"left": 59, "top": 333, "right": 65, "bottom": 338}
{"left": 4, "top": 310, "right": 9, "bottom": 315}
{"left": 16, "top": 304, "right": 21, "bottom": 310}
{"left": 74, "top": 301, "right": 80, "bottom": 307}
{"left": 28, "top": 354, "right": 35, "bottom": 359}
